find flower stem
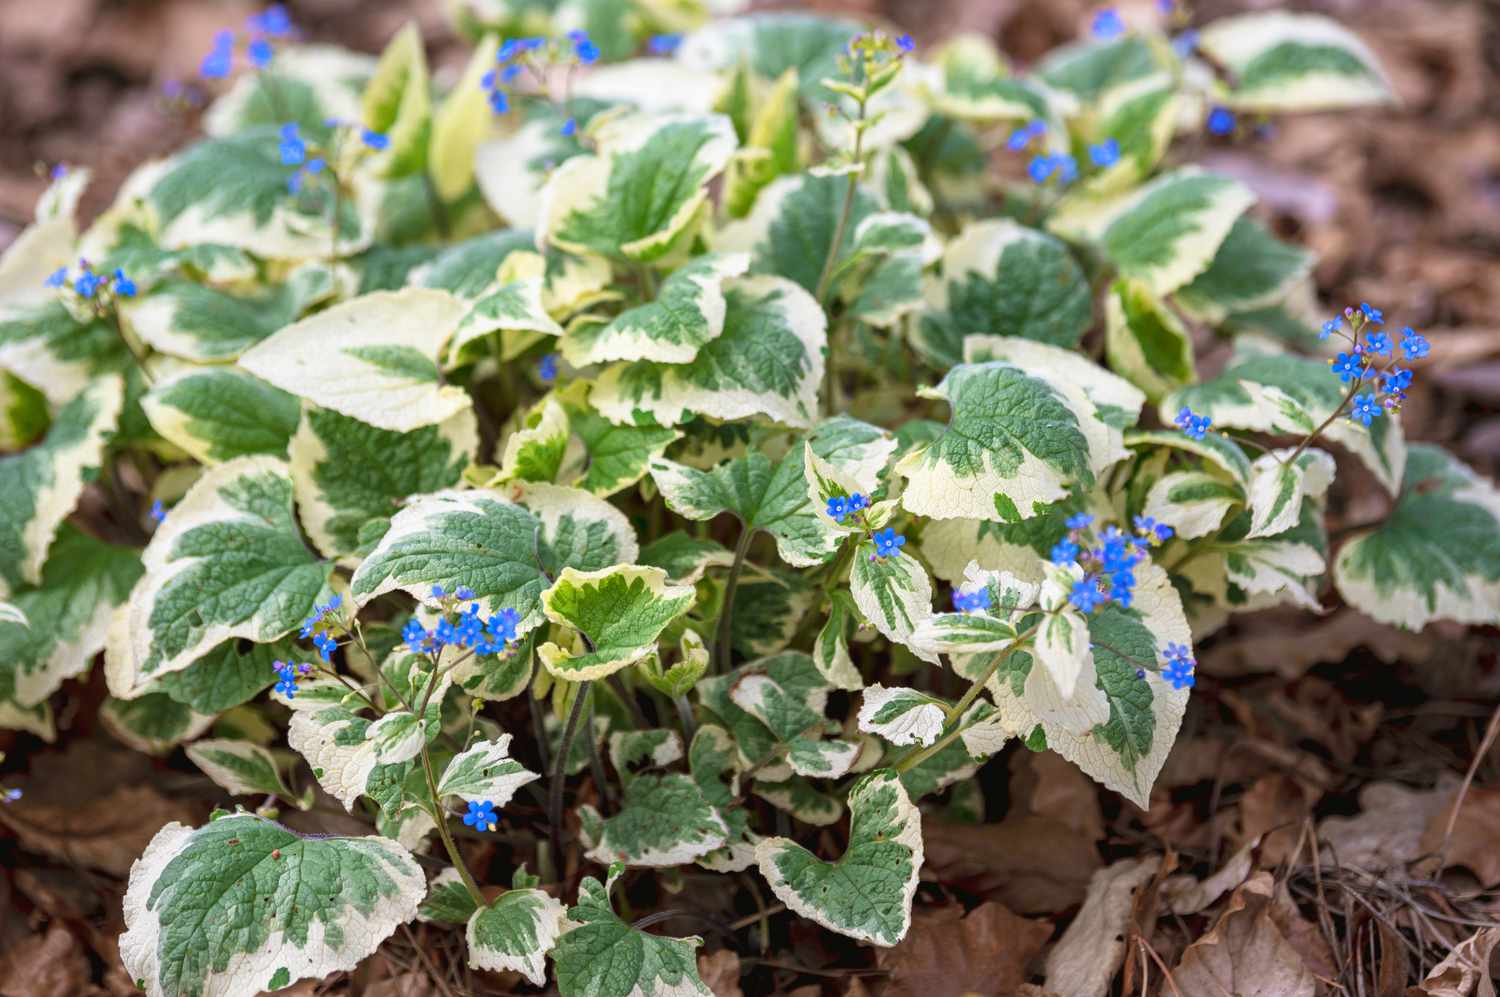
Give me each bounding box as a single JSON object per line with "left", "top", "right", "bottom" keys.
{"left": 714, "top": 524, "right": 754, "bottom": 674}
{"left": 814, "top": 93, "right": 869, "bottom": 418}
{"left": 416, "top": 666, "right": 485, "bottom": 907}
{"left": 1282, "top": 375, "right": 1364, "bottom": 467}
{"left": 548, "top": 678, "right": 592, "bottom": 874}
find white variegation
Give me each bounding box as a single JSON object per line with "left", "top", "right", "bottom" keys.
{"left": 1247, "top": 449, "right": 1334, "bottom": 539}
{"left": 1143, "top": 470, "right": 1243, "bottom": 540}
{"left": 437, "top": 735, "right": 540, "bottom": 804}
{"left": 1198, "top": 12, "right": 1394, "bottom": 111}
{"left": 857, "top": 685, "right": 946, "bottom": 747}
{"left": 465, "top": 889, "right": 567, "bottom": 986}
{"left": 185, "top": 738, "right": 292, "bottom": 799}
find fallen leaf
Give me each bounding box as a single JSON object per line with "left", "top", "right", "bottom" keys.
{"left": 1161, "top": 838, "right": 1257, "bottom": 916}
{"left": 1239, "top": 773, "right": 1316, "bottom": 867}
{"left": 0, "top": 924, "right": 96, "bottom": 997}
{"left": 1406, "top": 927, "right": 1500, "bottom": 997}
{"left": 698, "top": 949, "right": 744, "bottom": 997}
{"left": 1043, "top": 857, "right": 1159, "bottom": 997}
{"left": 922, "top": 815, "right": 1101, "bottom": 914}
{"left": 1420, "top": 786, "right": 1500, "bottom": 887}
{"left": 877, "top": 902, "right": 1052, "bottom": 997}
{"left": 1011, "top": 750, "right": 1104, "bottom": 844}
{"left": 1318, "top": 779, "right": 1458, "bottom": 876}
{"left": 1172, "top": 873, "right": 1315, "bottom": 997}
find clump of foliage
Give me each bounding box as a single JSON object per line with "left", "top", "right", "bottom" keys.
{"left": 0, "top": 1, "right": 1491, "bottom": 995}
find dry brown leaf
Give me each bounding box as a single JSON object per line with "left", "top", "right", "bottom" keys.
{"left": 1268, "top": 881, "right": 1338, "bottom": 983}
{"left": 0, "top": 924, "right": 96, "bottom": 997}
{"left": 1011, "top": 751, "right": 1104, "bottom": 844}
{"left": 1239, "top": 773, "right": 1316, "bottom": 867}
{"left": 922, "top": 816, "right": 1101, "bottom": 915}
{"left": 362, "top": 971, "right": 435, "bottom": 997}
{"left": 1318, "top": 778, "right": 1458, "bottom": 875}
{"left": 698, "top": 949, "right": 744, "bottom": 997}
{"left": 1043, "top": 857, "right": 1159, "bottom": 997}
{"left": 1161, "top": 838, "right": 1256, "bottom": 916}
{"left": 1419, "top": 786, "right": 1500, "bottom": 887}
{"left": 877, "top": 902, "right": 1052, "bottom": 997}
{"left": 1172, "top": 872, "right": 1315, "bottom": 997}
{"left": 1406, "top": 927, "right": 1500, "bottom": 997}
{"left": 0, "top": 782, "right": 197, "bottom": 877}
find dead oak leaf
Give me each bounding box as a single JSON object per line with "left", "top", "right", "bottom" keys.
{"left": 876, "top": 903, "right": 1052, "bottom": 997}
{"left": 1406, "top": 927, "right": 1500, "bottom": 997}
{"left": 1172, "top": 872, "right": 1315, "bottom": 997}
{"left": 922, "top": 815, "right": 1101, "bottom": 915}
{"left": 1043, "top": 857, "right": 1160, "bottom": 997}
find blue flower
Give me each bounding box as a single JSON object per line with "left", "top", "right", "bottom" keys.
{"left": 50, "top": 162, "right": 68, "bottom": 180}
{"left": 1383, "top": 367, "right": 1413, "bottom": 394}
{"left": 360, "top": 129, "right": 389, "bottom": 151}
{"left": 1054, "top": 154, "right": 1078, "bottom": 183}
{"left": 464, "top": 799, "right": 499, "bottom": 831}
{"left": 1162, "top": 642, "right": 1195, "bottom": 688}
{"left": 848, "top": 493, "right": 869, "bottom": 513}
{"left": 1365, "top": 331, "right": 1392, "bottom": 358}
{"left": 247, "top": 37, "right": 274, "bottom": 68}
{"left": 1029, "top": 153, "right": 1077, "bottom": 185}
{"left": 826, "top": 495, "right": 849, "bottom": 522}
{"left": 1091, "top": 8, "right": 1126, "bottom": 39}
{"left": 1206, "top": 106, "right": 1236, "bottom": 136}
{"left": 560, "top": 116, "right": 577, "bottom": 137}
{"left": 1007, "top": 121, "right": 1044, "bottom": 151}
{"left": 1174, "top": 406, "right": 1211, "bottom": 440}
{"left": 488, "top": 88, "right": 510, "bottom": 114}
{"left": 953, "top": 586, "right": 991, "bottom": 613}
{"left": 1088, "top": 138, "right": 1120, "bottom": 167}
{"left": 278, "top": 123, "right": 306, "bottom": 166}
{"left": 273, "top": 660, "right": 300, "bottom": 698}
{"left": 1070, "top": 577, "right": 1107, "bottom": 613}
{"left": 1320, "top": 318, "right": 1340, "bottom": 340}
{"left": 1400, "top": 327, "right": 1430, "bottom": 360}
{"left": 486, "top": 607, "right": 521, "bottom": 646}
{"left": 871, "top": 528, "right": 906, "bottom": 558}
{"left": 501, "top": 64, "right": 522, "bottom": 83}
{"left": 312, "top": 631, "right": 337, "bottom": 661}
{"left": 1065, "top": 512, "right": 1094, "bottom": 530}
{"left": 402, "top": 618, "right": 429, "bottom": 653}
{"left": 454, "top": 586, "right": 475, "bottom": 601}
{"left": 43, "top": 267, "right": 67, "bottom": 289}
{"left": 150, "top": 499, "right": 166, "bottom": 524}
{"left": 896, "top": 33, "right": 916, "bottom": 53}
{"left": 538, "top": 352, "right": 559, "bottom": 383}
{"left": 74, "top": 270, "right": 101, "bottom": 298}
{"left": 1329, "top": 352, "right": 1367, "bottom": 383}
{"left": 649, "top": 33, "right": 683, "bottom": 55}
{"left": 248, "top": 4, "right": 294, "bottom": 36}
{"left": 201, "top": 31, "right": 235, "bottom": 79}
{"left": 1349, "top": 393, "right": 1382, "bottom": 426}
{"left": 432, "top": 584, "right": 446, "bottom": 598}
{"left": 1050, "top": 539, "right": 1080, "bottom": 565}
{"left": 1133, "top": 515, "right": 1173, "bottom": 544}
{"left": 573, "top": 35, "right": 600, "bottom": 64}
{"left": 1360, "top": 302, "right": 1384, "bottom": 325}
{"left": 1028, "top": 154, "right": 1055, "bottom": 183}
{"left": 113, "top": 269, "right": 137, "bottom": 298}
{"left": 498, "top": 39, "right": 520, "bottom": 62}
{"left": 1171, "top": 29, "right": 1198, "bottom": 57}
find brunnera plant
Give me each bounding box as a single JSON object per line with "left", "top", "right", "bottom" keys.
{"left": 0, "top": 2, "right": 1491, "bottom": 995}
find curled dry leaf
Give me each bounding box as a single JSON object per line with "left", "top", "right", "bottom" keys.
{"left": 1161, "top": 837, "right": 1257, "bottom": 916}
{"left": 1010, "top": 749, "right": 1104, "bottom": 844}
{"left": 1317, "top": 777, "right": 1459, "bottom": 875}
{"left": 1419, "top": 785, "right": 1500, "bottom": 888}
{"left": 1238, "top": 773, "right": 1317, "bottom": 867}
{"left": 921, "top": 815, "right": 1101, "bottom": 915}
{"left": 1172, "top": 872, "right": 1315, "bottom": 997}
{"left": 697, "top": 949, "right": 744, "bottom": 997}
{"left": 1406, "top": 927, "right": 1500, "bottom": 997}
{"left": 1043, "top": 857, "right": 1160, "bottom": 997}
{"left": 0, "top": 923, "right": 96, "bottom": 997}
{"left": 875, "top": 902, "right": 1053, "bottom": 997}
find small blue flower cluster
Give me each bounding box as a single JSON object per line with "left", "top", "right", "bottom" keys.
{"left": 1161, "top": 642, "right": 1195, "bottom": 689}
{"left": 952, "top": 585, "right": 992, "bottom": 613}
{"left": 648, "top": 34, "right": 683, "bottom": 56}
{"left": 45, "top": 259, "right": 136, "bottom": 302}
{"left": 1007, "top": 120, "right": 1046, "bottom": 152}
{"left": 300, "top": 595, "right": 343, "bottom": 661}
{"left": 402, "top": 586, "right": 522, "bottom": 658}
{"left": 825, "top": 492, "right": 869, "bottom": 523}
{"left": 1207, "top": 106, "right": 1237, "bottom": 136}
{"left": 826, "top": 492, "right": 907, "bottom": 561}
{"left": 1174, "top": 406, "right": 1213, "bottom": 441}
{"left": 272, "top": 659, "right": 312, "bottom": 699}
{"left": 1089, "top": 138, "right": 1120, "bottom": 168}
{"left": 482, "top": 31, "right": 599, "bottom": 127}
{"left": 1092, "top": 8, "right": 1126, "bottom": 39}
{"left": 464, "top": 799, "right": 499, "bottom": 832}
{"left": 1053, "top": 513, "right": 1172, "bottom": 613}
{"left": 1321, "top": 303, "right": 1431, "bottom": 426}
{"left": 538, "top": 353, "right": 560, "bottom": 383}
{"left": 278, "top": 121, "right": 387, "bottom": 194}
{"left": 200, "top": 5, "right": 295, "bottom": 79}
{"left": 149, "top": 499, "right": 166, "bottom": 525}
{"left": 1029, "top": 152, "right": 1079, "bottom": 186}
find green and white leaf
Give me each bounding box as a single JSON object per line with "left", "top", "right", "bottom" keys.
{"left": 361, "top": 23, "right": 431, "bottom": 179}
{"left": 1088, "top": 168, "right": 1257, "bottom": 297}
{"left": 1104, "top": 279, "right": 1196, "bottom": 403}
{"left": 466, "top": 888, "right": 567, "bottom": 986}
{"left": 106, "top": 456, "right": 330, "bottom": 696}
{"left": 857, "top": 686, "right": 947, "bottom": 747}
{"left": 1124, "top": 429, "right": 1253, "bottom": 491}
{"left": 752, "top": 777, "right": 842, "bottom": 827}
{"left": 448, "top": 270, "right": 564, "bottom": 367}
{"left": 1198, "top": 11, "right": 1394, "bottom": 112}
{"left": 121, "top": 268, "right": 333, "bottom": 363}
{"left": 924, "top": 34, "right": 1052, "bottom": 122}
{"left": 567, "top": 404, "right": 681, "bottom": 497}
{"left": 552, "top": 868, "right": 710, "bottom": 997}
{"left": 587, "top": 772, "right": 730, "bottom": 868}
{"left": 755, "top": 770, "right": 922, "bottom": 947}
{"left": 289, "top": 404, "right": 478, "bottom": 561}
{"left": 1143, "top": 469, "right": 1243, "bottom": 540}
{"left": 287, "top": 705, "right": 383, "bottom": 810}
{"left": 538, "top": 566, "right": 694, "bottom": 681}
{"left": 918, "top": 219, "right": 1092, "bottom": 369}
{"left": 512, "top": 480, "right": 641, "bottom": 573}
{"left": 1334, "top": 444, "right": 1500, "bottom": 630}
{"left": 963, "top": 336, "right": 1145, "bottom": 429}
{"left": 592, "top": 275, "right": 825, "bottom": 430}
{"left": 639, "top": 532, "right": 734, "bottom": 585}
{"left": 0, "top": 376, "right": 123, "bottom": 594}
{"left": 120, "top": 814, "right": 424, "bottom": 997}
{"left": 496, "top": 398, "right": 570, "bottom": 484}
{"left": 1246, "top": 448, "right": 1334, "bottom": 540}
{"left": 896, "top": 361, "right": 1123, "bottom": 523}
{"left": 609, "top": 729, "right": 684, "bottom": 783}
{"left": 101, "top": 692, "right": 214, "bottom": 755}
{"left": 540, "top": 111, "right": 737, "bottom": 263}
{"left": 142, "top": 367, "right": 301, "bottom": 464}
{"left": 850, "top": 550, "right": 938, "bottom": 665}
{"left": 418, "top": 868, "right": 477, "bottom": 925}
{"left": 239, "top": 289, "right": 470, "bottom": 433}
{"left": 0, "top": 700, "right": 54, "bottom": 741}
{"left": 1174, "top": 216, "right": 1313, "bottom": 323}
{"left": 428, "top": 35, "right": 498, "bottom": 201}
{"left": 185, "top": 738, "right": 295, "bottom": 800}
{"left": 437, "top": 735, "right": 540, "bottom": 804}
{"left": 562, "top": 253, "right": 749, "bottom": 366}
{"left": 1, "top": 526, "right": 140, "bottom": 707}
{"left": 785, "top": 737, "right": 861, "bottom": 779}
{"left": 203, "top": 45, "right": 371, "bottom": 139}
{"left": 812, "top": 592, "right": 863, "bottom": 690}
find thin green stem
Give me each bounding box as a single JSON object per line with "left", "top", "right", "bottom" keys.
{"left": 674, "top": 694, "right": 697, "bottom": 744}
{"left": 714, "top": 524, "right": 754, "bottom": 674}
{"left": 549, "top": 678, "right": 592, "bottom": 875}
{"left": 421, "top": 171, "right": 452, "bottom": 239}
{"left": 815, "top": 94, "right": 868, "bottom": 418}
{"left": 415, "top": 664, "right": 485, "bottom": 907}
{"left": 1282, "top": 375, "right": 1363, "bottom": 467}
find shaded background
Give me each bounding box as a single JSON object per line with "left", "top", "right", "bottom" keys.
{"left": 0, "top": 0, "right": 1498, "bottom": 994}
